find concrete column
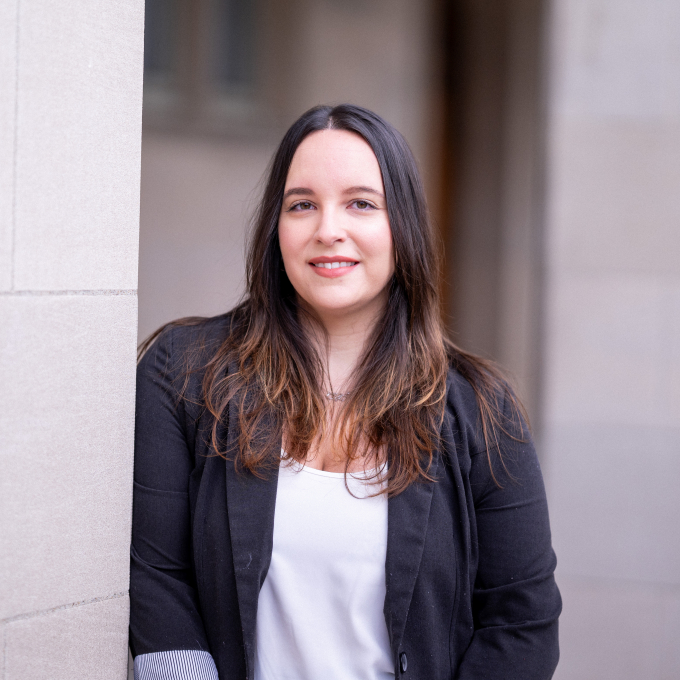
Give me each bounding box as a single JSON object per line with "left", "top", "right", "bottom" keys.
{"left": 544, "top": 1, "right": 680, "bottom": 677}
{"left": 0, "top": 1, "right": 143, "bottom": 677}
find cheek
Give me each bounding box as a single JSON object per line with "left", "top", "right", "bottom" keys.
{"left": 369, "top": 224, "right": 395, "bottom": 279}
{"left": 277, "top": 221, "right": 302, "bottom": 273}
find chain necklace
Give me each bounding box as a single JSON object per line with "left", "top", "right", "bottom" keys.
{"left": 325, "top": 390, "right": 351, "bottom": 402}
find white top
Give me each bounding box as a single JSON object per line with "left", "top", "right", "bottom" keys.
{"left": 254, "top": 458, "right": 394, "bottom": 680}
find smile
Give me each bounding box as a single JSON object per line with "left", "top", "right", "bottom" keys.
{"left": 308, "top": 259, "right": 359, "bottom": 278}
{"left": 312, "top": 262, "right": 358, "bottom": 269}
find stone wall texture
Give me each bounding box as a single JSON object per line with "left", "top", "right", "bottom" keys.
{"left": 0, "top": 1, "right": 143, "bottom": 678}
{"left": 544, "top": 1, "right": 680, "bottom": 677}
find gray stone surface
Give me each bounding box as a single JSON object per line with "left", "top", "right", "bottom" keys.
{"left": 544, "top": 274, "right": 679, "bottom": 427}
{"left": 12, "top": 0, "right": 143, "bottom": 291}
{"left": 545, "top": 0, "right": 680, "bottom": 676}
{"left": 2, "top": 0, "right": 144, "bottom": 674}
{"left": 0, "top": 294, "right": 137, "bottom": 619}
{"left": 550, "top": 0, "right": 680, "bottom": 119}
{"left": 671, "top": 285, "right": 680, "bottom": 424}
{"left": 0, "top": 0, "right": 17, "bottom": 291}
{"left": 545, "top": 423, "right": 680, "bottom": 585}
{"left": 554, "top": 575, "right": 680, "bottom": 680}
{"left": 548, "top": 120, "right": 680, "bottom": 276}
{"left": 4, "top": 595, "right": 130, "bottom": 680}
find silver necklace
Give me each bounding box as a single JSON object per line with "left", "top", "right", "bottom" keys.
{"left": 326, "top": 391, "right": 351, "bottom": 402}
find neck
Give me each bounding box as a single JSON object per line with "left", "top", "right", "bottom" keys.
{"left": 305, "top": 304, "right": 383, "bottom": 393}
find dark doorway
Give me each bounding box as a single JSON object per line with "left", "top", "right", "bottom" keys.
{"left": 439, "top": 0, "right": 547, "bottom": 426}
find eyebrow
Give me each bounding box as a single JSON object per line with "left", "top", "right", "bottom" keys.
{"left": 282, "top": 185, "right": 385, "bottom": 200}
{"left": 282, "top": 187, "right": 314, "bottom": 200}
{"left": 343, "top": 185, "right": 384, "bottom": 198}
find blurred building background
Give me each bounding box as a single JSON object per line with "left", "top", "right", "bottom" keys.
{"left": 1, "top": 0, "right": 678, "bottom": 678}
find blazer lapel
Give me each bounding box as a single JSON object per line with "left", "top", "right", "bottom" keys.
{"left": 384, "top": 450, "right": 439, "bottom": 655}
{"left": 224, "top": 395, "right": 280, "bottom": 679}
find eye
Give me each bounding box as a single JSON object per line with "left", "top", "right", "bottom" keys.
{"left": 288, "top": 201, "right": 315, "bottom": 212}
{"left": 351, "top": 199, "right": 376, "bottom": 210}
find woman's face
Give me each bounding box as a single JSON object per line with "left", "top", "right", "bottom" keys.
{"left": 278, "top": 129, "right": 394, "bottom": 325}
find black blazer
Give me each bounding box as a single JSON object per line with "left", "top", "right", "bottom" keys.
{"left": 129, "top": 316, "right": 561, "bottom": 679}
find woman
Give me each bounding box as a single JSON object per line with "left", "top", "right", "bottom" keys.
{"left": 129, "top": 104, "right": 561, "bottom": 680}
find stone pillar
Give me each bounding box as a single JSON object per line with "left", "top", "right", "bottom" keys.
{"left": 544, "top": 1, "right": 680, "bottom": 677}
{"left": 0, "top": 1, "right": 143, "bottom": 678}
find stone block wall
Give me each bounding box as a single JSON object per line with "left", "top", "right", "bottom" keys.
{"left": 0, "top": 1, "right": 143, "bottom": 678}
{"left": 544, "top": 1, "right": 680, "bottom": 677}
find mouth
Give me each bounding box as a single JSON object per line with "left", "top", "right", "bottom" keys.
{"left": 311, "top": 261, "right": 359, "bottom": 270}
{"left": 308, "top": 257, "right": 359, "bottom": 278}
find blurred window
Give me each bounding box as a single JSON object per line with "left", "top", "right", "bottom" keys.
{"left": 143, "top": 0, "right": 179, "bottom": 89}
{"left": 143, "top": 0, "right": 260, "bottom": 132}
{"left": 211, "top": 0, "right": 256, "bottom": 92}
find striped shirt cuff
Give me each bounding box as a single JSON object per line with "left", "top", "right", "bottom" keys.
{"left": 134, "top": 650, "right": 218, "bottom": 680}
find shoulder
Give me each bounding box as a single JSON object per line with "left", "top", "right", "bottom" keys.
{"left": 136, "top": 311, "right": 237, "bottom": 404}
{"left": 445, "top": 367, "right": 478, "bottom": 419}
{"left": 443, "top": 363, "right": 530, "bottom": 465}
{"left": 139, "top": 312, "right": 234, "bottom": 369}
{"left": 444, "top": 366, "right": 487, "bottom": 455}
{"left": 151, "top": 312, "right": 234, "bottom": 353}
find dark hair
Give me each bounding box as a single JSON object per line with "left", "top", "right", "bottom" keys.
{"left": 141, "top": 104, "right": 523, "bottom": 494}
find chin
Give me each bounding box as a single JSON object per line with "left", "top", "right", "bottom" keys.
{"left": 310, "top": 300, "right": 359, "bottom": 316}
{"left": 298, "top": 290, "right": 354, "bottom": 311}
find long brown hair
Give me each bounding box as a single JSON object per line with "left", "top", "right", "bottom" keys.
{"left": 141, "top": 104, "right": 524, "bottom": 494}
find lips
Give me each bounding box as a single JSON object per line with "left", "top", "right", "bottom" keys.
{"left": 309, "top": 256, "right": 359, "bottom": 265}
{"left": 308, "top": 256, "right": 359, "bottom": 278}
{"left": 312, "top": 261, "right": 358, "bottom": 269}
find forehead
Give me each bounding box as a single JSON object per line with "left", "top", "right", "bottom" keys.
{"left": 285, "top": 129, "right": 383, "bottom": 189}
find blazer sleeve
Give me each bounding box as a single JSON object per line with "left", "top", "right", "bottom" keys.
{"left": 129, "top": 328, "right": 218, "bottom": 679}
{"left": 455, "top": 393, "right": 562, "bottom": 680}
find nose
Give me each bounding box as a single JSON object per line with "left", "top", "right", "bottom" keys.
{"left": 314, "top": 207, "right": 346, "bottom": 246}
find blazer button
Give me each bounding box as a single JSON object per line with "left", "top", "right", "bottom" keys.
{"left": 400, "top": 652, "right": 408, "bottom": 672}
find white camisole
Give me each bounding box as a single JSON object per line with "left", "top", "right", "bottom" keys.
{"left": 253, "top": 457, "right": 394, "bottom": 680}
